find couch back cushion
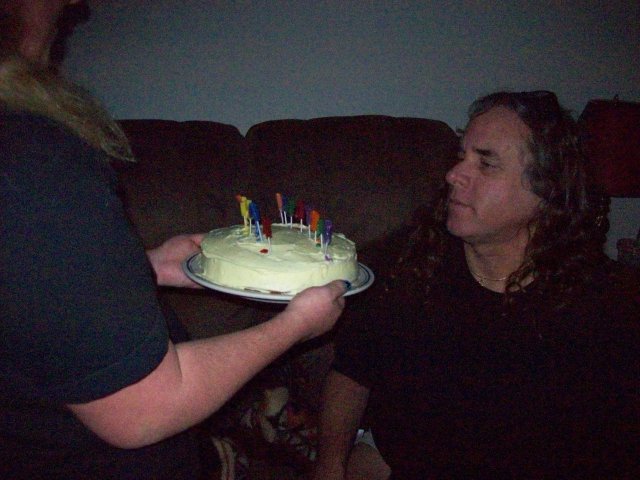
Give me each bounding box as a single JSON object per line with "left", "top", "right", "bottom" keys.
{"left": 117, "top": 119, "right": 249, "bottom": 248}
{"left": 245, "top": 115, "right": 458, "bottom": 248}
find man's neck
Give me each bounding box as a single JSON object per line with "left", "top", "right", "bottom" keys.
{"left": 463, "top": 239, "right": 528, "bottom": 292}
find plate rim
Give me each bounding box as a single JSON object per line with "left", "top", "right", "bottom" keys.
{"left": 182, "top": 252, "right": 374, "bottom": 303}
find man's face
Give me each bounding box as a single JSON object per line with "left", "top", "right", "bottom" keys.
{"left": 445, "top": 106, "right": 541, "bottom": 250}
{"left": 3, "top": 0, "right": 80, "bottom": 65}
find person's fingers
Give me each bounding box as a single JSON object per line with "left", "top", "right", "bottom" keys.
{"left": 190, "top": 233, "right": 205, "bottom": 246}
{"left": 325, "top": 279, "right": 351, "bottom": 298}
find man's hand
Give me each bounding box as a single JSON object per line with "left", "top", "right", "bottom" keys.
{"left": 146, "top": 233, "right": 205, "bottom": 288}
{"left": 282, "top": 280, "right": 348, "bottom": 341}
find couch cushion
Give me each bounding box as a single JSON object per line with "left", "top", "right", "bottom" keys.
{"left": 244, "top": 115, "right": 458, "bottom": 250}
{"left": 117, "top": 119, "right": 249, "bottom": 248}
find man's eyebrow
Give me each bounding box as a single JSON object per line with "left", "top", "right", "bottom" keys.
{"left": 474, "top": 147, "right": 498, "bottom": 158}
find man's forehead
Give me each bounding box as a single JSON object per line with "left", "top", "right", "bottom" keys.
{"left": 468, "top": 107, "right": 530, "bottom": 140}
{"left": 463, "top": 108, "right": 533, "bottom": 163}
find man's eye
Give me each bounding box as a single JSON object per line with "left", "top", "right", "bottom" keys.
{"left": 480, "top": 159, "right": 495, "bottom": 168}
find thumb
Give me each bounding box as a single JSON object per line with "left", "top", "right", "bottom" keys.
{"left": 327, "top": 279, "right": 351, "bottom": 298}
{"left": 190, "top": 233, "right": 206, "bottom": 246}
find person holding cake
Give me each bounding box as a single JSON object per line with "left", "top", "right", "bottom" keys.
{"left": 312, "top": 91, "right": 639, "bottom": 479}
{"left": 0, "top": 2, "right": 348, "bottom": 479}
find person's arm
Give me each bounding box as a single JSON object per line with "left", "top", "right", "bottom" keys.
{"left": 68, "top": 280, "right": 347, "bottom": 449}
{"left": 146, "top": 233, "right": 205, "bottom": 288}
{"left": 311, "top": 369, "right": 371, "bottom": 480}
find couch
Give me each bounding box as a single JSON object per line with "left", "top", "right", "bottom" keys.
{"left": 115, "top": 115, "right": 459, "bottom": 339}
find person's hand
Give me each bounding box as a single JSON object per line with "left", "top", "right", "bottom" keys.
{"left": 146, "top": 233, "right": 205, "bottom": 288}
{"left": 282, "top": 280, "right": 349, "bottom": 341}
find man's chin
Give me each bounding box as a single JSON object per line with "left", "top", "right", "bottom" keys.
{"left": 445, "top": 219, "right": 471, "bottom": 239}
{"left": 446, "top": 222, "right": 487, "bottom": 246}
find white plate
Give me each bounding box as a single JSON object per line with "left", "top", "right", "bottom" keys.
{"left": 182, "top": 253, "right": 375, "bottom": 304}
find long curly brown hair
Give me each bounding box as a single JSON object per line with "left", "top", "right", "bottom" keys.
{"left": 396, "top": 91, "right": 609, "bottom": 308}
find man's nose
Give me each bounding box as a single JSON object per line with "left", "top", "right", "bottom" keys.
{"left": 445, "top": 160, "right": 469, "bottom": 188}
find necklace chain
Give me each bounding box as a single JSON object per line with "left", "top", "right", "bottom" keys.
{"left": 468, "top": 268, "right": 508, "bottom": 286}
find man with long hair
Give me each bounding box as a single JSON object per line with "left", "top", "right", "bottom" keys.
{"left": 1, "top": 2, "right": 347, "bottom": 478}
{"left": 313, "top": 91, "right": 639, "bottom": 479}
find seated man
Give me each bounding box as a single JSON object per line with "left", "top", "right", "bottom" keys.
{"left": 312, "top": 90, "right": 640, "bottom": 479}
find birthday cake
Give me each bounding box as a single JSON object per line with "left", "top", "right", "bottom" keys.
{"left": 199, "top": 223, "right": 359, "bottom": 294}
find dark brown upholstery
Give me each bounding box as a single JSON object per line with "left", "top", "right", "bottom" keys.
{"left": 116, "top": 119, "right": 249, "bottom": 248}
{"left": 246, "top": 115, "right": 458, "bottom": 247}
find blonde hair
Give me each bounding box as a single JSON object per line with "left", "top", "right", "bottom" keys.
{"left": 0, "top": 56, "right": 134, "bottom": 162}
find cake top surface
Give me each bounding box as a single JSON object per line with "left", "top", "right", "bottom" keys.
{"left": 200, "top": 223, "right": 356, "bottom": 271}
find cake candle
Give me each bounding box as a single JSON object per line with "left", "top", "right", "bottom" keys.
{"left": 317, "top": 218, "right": 325, "bottom": 249}
{"left": 263, "top": 218, "right": 273, "bottom": 254}
{"left": 295, "top": 200, "right": 305, "bottom": 232}
{"left": 244, "top": 198, "right": 251, "bottom": 234}
{"left": 249, "top": 202, "right": 263, "bottom": 242}
{"left": 281, "top": 194, "right": 288, "bottom": 223}
{"left": 304, "top": 205, "right": 313, "bottom": 238}
{"left": 276, "top": 193, "right": 285, "bottom": 224}
{"left": 310, "top": 210, "right": 320, "bottom": 243}
{"left": 286, "top": 197, "right": 296, "bottom": 228}
{"left": 236, "top": 195, "right": 250, "bottom": 232}
{"left": 323, "top": 219, "right": 333, "bottom": 259}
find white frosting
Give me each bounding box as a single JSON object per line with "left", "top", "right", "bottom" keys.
{"left": 200, "top": 223, "right": 358, "bottom": 294}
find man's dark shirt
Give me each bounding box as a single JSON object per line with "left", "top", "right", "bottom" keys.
{"left": 335, "top": 238, "right": 639, "bottom": 478}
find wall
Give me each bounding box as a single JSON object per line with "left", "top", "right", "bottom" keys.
{"left": 63, "top": 0, "right": 640, "bottom": 257}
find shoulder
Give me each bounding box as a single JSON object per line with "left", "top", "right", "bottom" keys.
{"left": 583, "top": 259, "right": 638, "bottom": 305}
{"left": 1, "top": 110, "right": 111, "bottom": 180}
{"left": 4, "top": 110, "right": 92, "bottom": 148}
{"left": 1, "top": 110, "right": 74, "bottom": 140}
{"left": 0, "top": 110, "right": 102, "bottom": 164}
{"left": 553, "top": 259, "right": 640, "bottom": 331}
